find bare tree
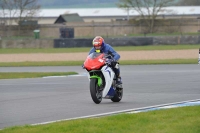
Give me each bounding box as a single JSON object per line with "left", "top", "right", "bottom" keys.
{"left": 14, "top": 0, "right": 40, "bottom": 36}
{"left": 15, "top": 0, "right": 40, "bottom": 24}
{"left": 117, "top": 0, "right": 175, "bottom": 33}
{"left": 0, "top": 0, "right": 40, "bottom": 37}
{"left": 0, "top": 0, "right": 18, "bottom": 37}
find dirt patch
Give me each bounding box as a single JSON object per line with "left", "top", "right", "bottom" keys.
{"left": 0, "top": 49, "right": 197, "bottom": 62}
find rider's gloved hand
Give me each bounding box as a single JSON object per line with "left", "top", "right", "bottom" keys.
{"left": 82, "top": 64, "right": 85, "bottom": 69}
{"left": 105, "top": 58, "right": 113, "bottom": 66}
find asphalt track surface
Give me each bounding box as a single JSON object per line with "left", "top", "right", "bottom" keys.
{"left": 0, "top": 65, "right": 200, "bottom": 129}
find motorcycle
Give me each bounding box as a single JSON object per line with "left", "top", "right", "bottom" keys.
{"left": 83, "top": 52, "right": 123, "bottom": 104}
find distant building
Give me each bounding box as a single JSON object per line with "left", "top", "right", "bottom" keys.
{"left": 37, "top": 6, "right": 200, "bottom": 23}
{"left": 1, "top": 6, "right": 200, "bottom": 24}
{"left": 54, "top": 13, "right": 84, "bottom": 24}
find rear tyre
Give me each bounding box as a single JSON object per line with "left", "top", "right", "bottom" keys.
{"left": 90, "top": 78, "right": 102, "bottom": 104}
{"left": 111, "top": 87, "right": 123, "bottom": 102}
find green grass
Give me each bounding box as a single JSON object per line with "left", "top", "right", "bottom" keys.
{"left": 0, "top": 59, "right": 196, "bottom": 79}
{"left": 0, "top": 61, "right": 83, "bottom": 67}
{"left": 0, "top": 72, "right": 78, "bottom": 79}
{"left": 0, "top": 59, "right": 197, "bottom": 67}
{"left": 1, "top": 106, "right": 199, "bottom": 133}
{"left": 0, "top": 45, "right": 200, "bottom": 54}
{"left": 0, "top": 45, "right": 198, "bottom": 67}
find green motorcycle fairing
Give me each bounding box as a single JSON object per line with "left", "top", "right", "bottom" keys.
{"left": 90, "top": 75, "right": 102, "bottom": 87}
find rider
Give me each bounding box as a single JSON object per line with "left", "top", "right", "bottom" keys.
{"left": 88, "top": 36, "right": 122, "bottom": 88}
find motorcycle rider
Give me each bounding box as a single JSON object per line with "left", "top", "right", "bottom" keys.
{"left": 88, "top": 36, "right": 122, "bottom": 88}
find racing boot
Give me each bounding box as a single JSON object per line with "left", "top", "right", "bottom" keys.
{"left": 116, "top": 76, "right": 123, "bottom": 89}
{"left": 114, "top": 63, "right": 123, "bottom": 89}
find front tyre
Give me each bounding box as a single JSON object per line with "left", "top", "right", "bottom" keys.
{"left": 111, "top": 87, "right": 123, "bottom": 102}
{"left": 90, "top": 78, "right": 102, "bottom": 104}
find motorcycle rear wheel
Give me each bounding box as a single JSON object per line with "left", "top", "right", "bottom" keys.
{"left": 111, "top": 87, "right": 123, "bottom": 102}
{"left": 90, "top": 78, "right": 102, "bottom": 104}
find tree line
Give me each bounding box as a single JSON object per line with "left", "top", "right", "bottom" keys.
{"left": 38, "top": 0, "right": 200, "bottom": 7}
{"left": 118, "top": 0, "right": 200, "bottom": 33}
{"left": 38, "top": 0, "right": 118, "bottom": 7}
{"left": 0, "top": 0, "right": 199, "bottom": 37}
{"left": 0, "top": 0, "right": 40, "bottom": 37}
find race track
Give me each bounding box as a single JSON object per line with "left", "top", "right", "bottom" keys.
{"left": 0, "top": 65, "right": 200, "bottom": 129}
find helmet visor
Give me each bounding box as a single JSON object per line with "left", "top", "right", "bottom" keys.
{"left": 93, "top": 41, "right": 101, "bottom": 50}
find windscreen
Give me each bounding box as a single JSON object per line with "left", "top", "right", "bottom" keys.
{"left": 88, "top": 52, "right": 103, "bottom": 59}
{"left": 88, "top": 52, "right": 112, "bottom": 60}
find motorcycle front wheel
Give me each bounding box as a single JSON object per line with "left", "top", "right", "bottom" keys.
{"left": 90, "top": 78, "right": 102, "bottom": 104}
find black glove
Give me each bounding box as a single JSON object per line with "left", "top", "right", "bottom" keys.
{"left": 82, "top": 64, "right": 85, "bottom": 69}
{"left": 105, "top": 58, "right": 114, "bottom": 66}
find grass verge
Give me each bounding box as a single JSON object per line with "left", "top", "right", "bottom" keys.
{"left": 1, "top": 106, "right": 199, "bottom": 133}
{"left": 0, "top": 45, "right": 200, "bottom": 54}
{"left": 0, "top": 72, "right": 78, "bottom": 79}
{"left": 0, "top": 59, "right": 197, "bottom": 67}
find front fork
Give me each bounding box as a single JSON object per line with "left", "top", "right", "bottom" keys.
{"left": 90, "top": 73, "right": 116, "bottom": 89}
{"left": 90, "top": 75, "right": 102, "bottom": 87}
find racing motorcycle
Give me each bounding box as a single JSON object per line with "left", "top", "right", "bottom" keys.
{"left": 83, "top": 52, "right": 123, "bottom": 104}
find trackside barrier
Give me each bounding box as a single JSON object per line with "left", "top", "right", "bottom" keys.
{"left": 54, "top": 37, "right": 153, "bottom": 48}
{"left": 53, "top": 36, "right": 200, "bottom": 48}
